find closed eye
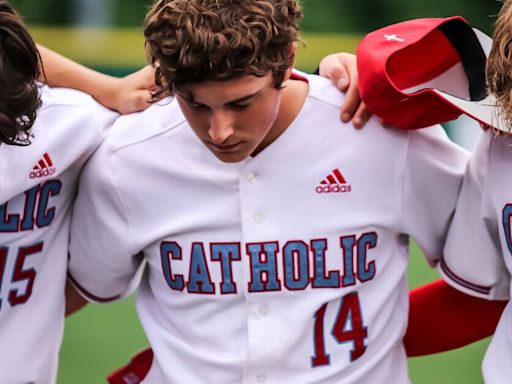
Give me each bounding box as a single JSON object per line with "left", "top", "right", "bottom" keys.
{"left": 186, "top": 101, "right": 209, "bottom": 110}
{"left": 229, "top": 103, "right": 251, "bottom": 110}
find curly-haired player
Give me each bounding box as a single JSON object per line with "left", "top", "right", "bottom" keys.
{"left": 68, "top": 1, "right": 468, "bottom": 383}
{"left": 0, "top": 2, "right": 120, "bottom": 382}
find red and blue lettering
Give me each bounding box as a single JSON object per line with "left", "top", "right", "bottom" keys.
{"left": 210, "top": 243, "right": 241, "bottom": 294}
{"left": 160, "top": 241, "right": 185, "bottom": 291}
{"left": 247, "top": 242, "right": 281, "bottom": 292}
{"left": 0, "top": 242, "right": 44, "bottom": 309}
{"left": 0, "top": 181, "right": 62, "bottom": 233}
{"left": 502, "top": 204, "right": 512, "bottom": 256}
{"left": 187, "top": 243, "right": 215, "bottom": 294}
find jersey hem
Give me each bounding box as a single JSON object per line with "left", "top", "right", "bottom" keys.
{"left": 67, "top": 272, "right": 122, "bottom": 303}
{"left": 438, "top": 258, "right": 492, "bottom": 297}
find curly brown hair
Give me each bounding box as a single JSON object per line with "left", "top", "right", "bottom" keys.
{"left": 144, "top": 0, "right": 302, "bottom": 99}
{"left": 487, "top": 0, "right": 512, "bottom": 133}
{"left": 0, "top": 1, "right": 41, "bottom": 146}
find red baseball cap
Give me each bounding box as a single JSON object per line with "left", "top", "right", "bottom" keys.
{"left": 357, "top": 16, "right": 508, "bottom": 131}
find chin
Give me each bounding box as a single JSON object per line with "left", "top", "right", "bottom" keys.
{"left": 211, "top": 150, "right": 249, "bottom": 163}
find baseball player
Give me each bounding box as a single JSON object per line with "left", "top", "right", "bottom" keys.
{"left": 333, "top": 12, "right": 512, "bottom": 383}
{"left": 67, "top": 1, "right": 468, "bottom": 383}
{"left": 397, "top": 2, "right": 512, "bottom": 382}
{"left": 0, "top": 1, "right": 167, "bottom": 381}
{"left": 0, "top": 2, "right": 120, "bottom": 382}
{"left": 0, "top": 4, "right": 368, "bottom": 384}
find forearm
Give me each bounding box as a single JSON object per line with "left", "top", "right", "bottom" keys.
{"left": 37, "top": 44, "right": 120, "bottom": 110}
{"left": 65, "top": 278, "right": 88, "bottom": 316}
{"left": 405, "top": 279, "right": 506, "bottom": 357}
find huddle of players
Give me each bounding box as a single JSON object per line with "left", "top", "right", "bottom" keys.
{"left": 1, "top": 0, "right": 512, "bottom": 383}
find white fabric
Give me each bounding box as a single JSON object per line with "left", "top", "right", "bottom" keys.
{"left": 0, "top": 86, "right": 116, "bottom": 384}
{"left": 69, "top": 74, "right": 468, "bottom": 384}
{"left": 441, "top": 129, "right": 512, "bottom": 383}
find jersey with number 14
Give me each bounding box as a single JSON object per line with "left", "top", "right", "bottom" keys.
{"left": 0, "top": 86, "right": 116, "bottom": 384}
{"left": 69, "top": 74, "right": 468, "bottom": 384}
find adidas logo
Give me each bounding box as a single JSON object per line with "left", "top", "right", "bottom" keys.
{"left": 29, "top": 152, "right": 56, "bottom": 179}
{"left": 316, "top": 169, "right": 351, "bottom": 194}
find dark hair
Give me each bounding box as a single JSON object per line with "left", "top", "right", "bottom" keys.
{"left": 144, "top": 0, "right": 302, "bottom": 99}
{"left": 0, "top": 1, "right": 41, "bottom": 146}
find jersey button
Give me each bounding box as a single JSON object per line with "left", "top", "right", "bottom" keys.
{"left": 256, "top": 374, "right": 267, "bottom": 383}
{"left": 254, "top": 213, "right": 265, "bottom": 223}
{"left": 247, "top": 172, "right": 257, "bottom": 183}
{"left": 259, "top": 305, "right": 269, "bottom": 315}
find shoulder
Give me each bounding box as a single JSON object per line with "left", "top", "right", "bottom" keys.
{"left": 105, "top": 97, "right": 186, "bottom": 151}
{"left": 38, "top": 85, "right": 118, "bottom": 128}
{"left": 477, "top": 129, "right": 512, "bottom": 189}
{"left": 404, "top": 124, "right": 469, "bottom": 170}
{"left": 40, "top": 85, "right": 96, "bottom": 109}
{"left": 302, "top": 72, "right": 347, "bottom": 110}
{"left": 488, "top": 129, "right": 512, "bottom": 162}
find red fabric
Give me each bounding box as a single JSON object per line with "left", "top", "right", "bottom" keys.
{"left": 290, "top": 71, "right": 308, "bottom": 82}
{"left": 108, "top": 348, "right": 153, "bottom": 384}
{"left": 356, "top": 16, "right": 481, "bottom": 129}
{"left": 405, "top": 279, "right": 507, "bottom": 357}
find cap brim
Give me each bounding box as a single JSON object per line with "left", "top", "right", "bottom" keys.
{"left": 432, "top": 29, "right": 509, "bottom": 132}
{"left": 433, "top": 90, "right": 509, "bottom": 132}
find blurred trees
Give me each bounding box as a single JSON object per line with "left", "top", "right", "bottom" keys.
{"left": 301, "top": 0, "right": 502, "bottom": 34}
{"left": 12, "top": 0, "right": 503, "bottom": 34}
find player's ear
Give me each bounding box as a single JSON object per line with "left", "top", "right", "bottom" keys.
{"left": 283, "top": 42, "right": 297, "bottom": 82}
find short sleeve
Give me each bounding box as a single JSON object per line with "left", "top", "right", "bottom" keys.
{"left": 440, "top": 131, "right": 510, "bottom": 300}
{"left": 400, "top": 125, "right": 469, "bottom": 264}
{"left": 68, "top": 132, "right": 144, "bottom": 302}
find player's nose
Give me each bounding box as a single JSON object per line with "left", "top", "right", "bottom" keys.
{"left": 208, "top": 110, "right": 235, "bottom": 144}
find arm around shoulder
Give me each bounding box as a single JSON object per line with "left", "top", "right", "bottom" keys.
{"left": 38, "top": 44, "right": 154, "bottom": 114}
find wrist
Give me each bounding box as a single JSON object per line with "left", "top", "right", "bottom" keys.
{"left": 94, "top": 75, "right": 123, "bottom": 111}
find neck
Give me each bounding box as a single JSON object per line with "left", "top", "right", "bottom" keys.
{"left": 254, "top": 78, "right": 309, "bottom": 155}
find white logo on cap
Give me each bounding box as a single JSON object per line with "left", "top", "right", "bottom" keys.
{"left": 385, "top": 34, "right": 404, "bottom": 42}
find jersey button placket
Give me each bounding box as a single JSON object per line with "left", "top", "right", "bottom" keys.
{"left": 239, "top": 165, "right": 271, "bottom": 383}
{"left": 247, "top": 171, "right": 257, "bottom": 183}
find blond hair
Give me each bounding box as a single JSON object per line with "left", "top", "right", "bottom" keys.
{"left": 487, "top": 0, "right": 512, "bottom": 132}
{"left": 144, "top": 0, "right": 302, "bottom": 99}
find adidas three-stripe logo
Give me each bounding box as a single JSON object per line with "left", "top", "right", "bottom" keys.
{"left": 29, "top": 152, "right": 56, "bottom": 179}
{"left": 316, "top": 168, "right": 351, "bottom": 194}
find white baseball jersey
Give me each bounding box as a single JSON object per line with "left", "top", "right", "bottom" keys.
{"left": 69, "top": 74, "right": 468, "bottom": 384}
{"left": 0, "top": 86, "right": 116, "bottom": 384}
{"left": 441, "top": 129, "right": 512, "bottom": 384}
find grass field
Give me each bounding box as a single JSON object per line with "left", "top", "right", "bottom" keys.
{"left": 28, "top": 27, "right": 490, "bottom": 383}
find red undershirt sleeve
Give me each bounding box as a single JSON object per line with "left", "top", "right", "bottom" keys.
{"left": 405, "top": 279, "right": 507, "bottom": 357}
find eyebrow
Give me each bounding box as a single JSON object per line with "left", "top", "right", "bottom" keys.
{"left": 177, "top": 90, "right": 260, "bottom": 105}
{"left": 226, "top": 92, "right": 259, "bottom": 104}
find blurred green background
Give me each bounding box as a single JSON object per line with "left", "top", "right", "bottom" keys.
{"left": 11, "top": 0, "right": 501, "bottom": 382}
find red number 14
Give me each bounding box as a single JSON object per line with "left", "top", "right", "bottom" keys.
{"left": 312, "top": 292, "right": 368, "bottom": 366}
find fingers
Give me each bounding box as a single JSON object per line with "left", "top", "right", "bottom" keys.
{"left": 318, "top": 53, "right": 351, "bottom": 92}
{"left": 331, "top": 67, "right": 349, "bottom": 92}
{"left": 127, "top": 65, "right": 156, "bottom": 89}
{"left": 351, "top": 103, "right": 373, "bottom": 129}
{"left": 340, "top": 75, "right": 361, "bottom": 123}
{"left": 117, "top": 90, "right": 153, "bottom": 115}
{"left": 339, "top": 58, "right": 363, "bottom": 124}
